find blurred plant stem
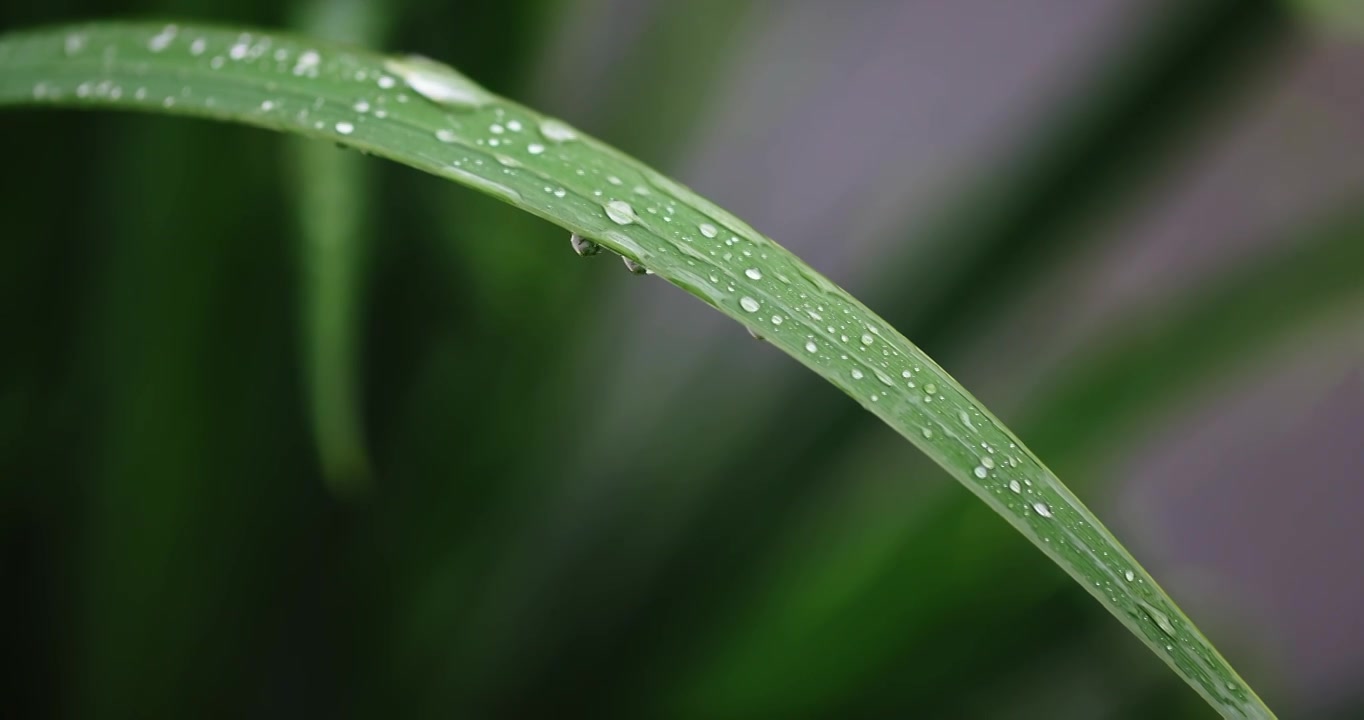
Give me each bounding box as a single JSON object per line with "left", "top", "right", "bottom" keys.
{"left": 290, "top": 0, "right": 392, "bottom": 495}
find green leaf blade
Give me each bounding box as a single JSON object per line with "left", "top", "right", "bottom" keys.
{"left": 0, "top": 21, "right": 1275, "bottom": 718}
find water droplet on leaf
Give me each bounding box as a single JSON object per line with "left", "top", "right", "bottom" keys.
{"left": 384, "top": 55, "right": 492, "bottom": 110}
{"left": 539, "top": 118, "right": 578, "bottom": 143}
{"left": 605, "top": 200, "right": 636, "bottom": 225}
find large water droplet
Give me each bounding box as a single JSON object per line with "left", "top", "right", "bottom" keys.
{"left": 1032, "top": 501, "right": 1053, "bottom": 518}
{"left": 805, "top": 340, "right": 818, "bottom": 353}
{"left": 538, "top": 118, "right": 578, "bottom": 143}
{"left": 384, "top": 55, "right": 492, "bottom": 110}
{"left": 605, "top": 200, "right": 637, "bottom": 225}
{"left": 739, "top": 296, "right": 760, "bottom": 313}
{"left": 745, "top": 268, "right": 762, "bottom": 280}
{"left": 1008, "top": 480, "right": 1021, "bottom": 493}
{"left": 335, "top": 121, "right": 354, "bottom": 135}
{"left": 973, "top": 466, "right": 988, "bottom": 479}
{"left": 699, "top": 223, "right": 718, "bottom": 238}
{"left": 1139, "top": 601, "right": 1177, "bottom": 637}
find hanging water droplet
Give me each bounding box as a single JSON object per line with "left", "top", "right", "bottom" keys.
{"left": 538, "top": 118, "right": 578, "bottom": 143}
{"left": 699, "top": 223, "right": 718, "bottom": 238}
{"left": 622, "top": 257, "right": 647, "bottom": 275}
{"left": 739, "top": 296, "right": 760, "bottom": 313}
{"left": 604, "top": 200, "right": 636, "bottom": 225}
{"left": 1032, "top": 501, "right": 1053, "bottom": 518}
{"left": 745, "top": 268, "right": 762, "bottom": 280}
{"left": 384, "top": 55, "right": 491, "bottom": 110}
{"left": 569, "top": 232, "right": 600, "bottom": 256}
{"left": 748, "top": 327, "right": 764, "bottom": 342}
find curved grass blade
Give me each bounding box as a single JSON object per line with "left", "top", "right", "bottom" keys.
{"left": 0, "top": 21, "right": 1275, "bottom": 718}
{"left": 667, "top": 212, "right": 1364, "bottom": 715}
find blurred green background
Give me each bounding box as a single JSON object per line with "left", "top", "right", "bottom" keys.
{"left": 2, "top": 0, "right": 1361, "bottom": 718}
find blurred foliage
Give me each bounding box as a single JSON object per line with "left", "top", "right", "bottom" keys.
{"left": 0, "top": 0, "right": 1359, "bottom": 718}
